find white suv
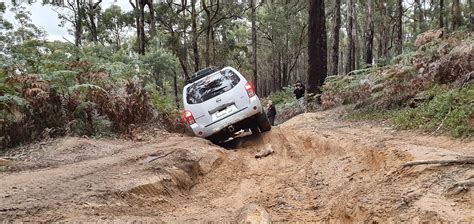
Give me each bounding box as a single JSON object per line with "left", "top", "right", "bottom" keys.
{"left": 182, "top": 66, "right": 271, "bottom": 142}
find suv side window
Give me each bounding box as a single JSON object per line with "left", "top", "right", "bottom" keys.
{"left": 186, "top": 69, "right": 240, "bottom": 104}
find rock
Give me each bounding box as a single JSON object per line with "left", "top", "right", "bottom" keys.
{"left": 255, "top": 144, "right": 274, "bottom": 159}
{"left": 235, "top": 204, "right": 271, "bottom": 224}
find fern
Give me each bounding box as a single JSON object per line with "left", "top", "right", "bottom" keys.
{"left": 0, "top": 94, "right": 27, "bottom": 108}
{"left": 92, "top": 62, "right": 136, "bottom": 80}
{"left": 37, "top": 70, "right": 76, "bottom": 97}
{"left": 0, "top": 83, "right": 15, "bottom": 95}
{"left": 68, "top": 83, "right": 106, "bottom": 93}
{"left": 43, "top": 70, "right": 78, "bottom": 85}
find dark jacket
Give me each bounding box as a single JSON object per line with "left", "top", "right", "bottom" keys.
{"left": 267, "top": 105, "right": 276, "bottom": 118}
{"left": 294, "top": 84, "right": 305, "bottom": 99}
{"left": 267, "top": 105, "right": 276, "bottom": 126}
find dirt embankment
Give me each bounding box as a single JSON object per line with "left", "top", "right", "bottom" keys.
{"left": 1, "top": 111, "right": 473, "bottom": 222}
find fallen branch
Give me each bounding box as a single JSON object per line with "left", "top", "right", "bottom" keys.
{"left": 146, "top": 150, "right": 177, "bottom": 163}
{"left": 403, "top": 157, "right": 474, "bottom": 168}
{"left": 447, "top": 180, "right": 474, "bottom": 195}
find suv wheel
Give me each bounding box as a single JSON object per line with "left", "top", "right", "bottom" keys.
{"left": 250, "top": 126, "right": 260, "bottom": 134}
{"left": 257, "top": 113, "right": 272, "bottom": 132}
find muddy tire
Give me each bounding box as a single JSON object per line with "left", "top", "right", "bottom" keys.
{"left": 250, "top": 126, "right": 260, "bottom": 134}
{"left": 257, "top": 113, "right": 272, "bottom": 132}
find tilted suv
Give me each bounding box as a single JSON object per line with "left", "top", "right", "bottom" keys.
{"left": 182, "top": 66, "right": 271, "bottom": 142}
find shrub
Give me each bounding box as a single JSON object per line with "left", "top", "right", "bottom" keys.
{"left": 269, "top": 86, "right": 295, "bottom": 105}
{"left": 0, "top": 64, "right": 155, "bottom": 148}
{"left": 393, "top": 85, "right": 473, "bottom": 138}
{"left": 321, "top": 31, "right": 473, "bottom": 138}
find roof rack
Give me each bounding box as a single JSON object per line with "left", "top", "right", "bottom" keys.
{"left": 188, "top": 66, "right": 220, "bottom": 84}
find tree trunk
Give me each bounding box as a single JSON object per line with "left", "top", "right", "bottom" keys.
{"left": 87, "top": 11, "right": 98, "bottom": 42}
{"left": 202, "top": 0, "right": 211, "bottom": 67}
{"left": 364, "top": 0, "right": 374, "bottom": 65}
{"left": 147, "top": 0, "right": 156, "bottom": 38}
{"left": 173, "top": 71, "right": 179, "bottom": 108}
{"left": 205, "top": 24, "right": 211, "bottom": 67}
{"left": 212, "top": 27, "right": 216, "bottom": 65}
{"left": 74, "top": 0, "right": 84, "bottom": 47}
{"left": 277, "top": 52, "right": 282, "bottom": 90}
{"left": 272, "top": 48, "right": 277, "bottom": 92}
{"left": 339, "top": 49, "right": 344, "bottom": 73}
{"left": 282, "top": 61, "right": 288, "bottom": 87}
{"left": 414, "top": 0, "right": 424, "bottom": 33}
{"left": 452, "top": 0, "right": 462, "bottom": 30}
{"left": 308, "top": 0, "right": 327, "bottom": 94}
{"left": 138, "top": 0, "right": 146, "bottom": 55}
{"left": 130, "top": 0, "right": 146, "bottom": 55}
{"left": 178, "top": 58, "right": 189, "bottom": 82}
{"left": 395, "top": 0, "right": 403, "bottom": 56}
{"left": 130, "top": 0, "right": 140, "bottom": 53}
{"left": 345, "top": 0, "right": 355, "bottom": 74}
{"left": 439, "top": 0, "right": 445, "bottom": 28}
{"left": 378, "top": 0, "right": 390, "bottom": 60}
{"left": 471, "top": 0, "right": 474, "bottom": 31}
{"left": 330, "top": 0, "right": 341, "bottom": 76}
{"left": 85, "top": 0, "right": 102, "bottom": 43}
{"left": 182, "top": 0, "right": 190, "bottom": 81}
{"left": 191, "top": 0, "right": 200, "bottom": 72}
{"left": 353, "top": 0, "right": 359, "bottom": 70}
{"left": 251, "top": 0, "right": 258, "bottom": 93}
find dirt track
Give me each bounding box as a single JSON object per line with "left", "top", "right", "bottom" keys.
{"left": 1, "top": 111, "right": 473, "bottom": 222}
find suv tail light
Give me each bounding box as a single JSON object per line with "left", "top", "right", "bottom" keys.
{"left": 183, "top": 111, "right": 196, "bottom": 125}
{"left": 245, "top": 82, "right": 256, "bottom": 98}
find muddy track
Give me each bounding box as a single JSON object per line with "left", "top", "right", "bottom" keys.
{"left": 0, "top": 112, "right": 473, "bottom": 222}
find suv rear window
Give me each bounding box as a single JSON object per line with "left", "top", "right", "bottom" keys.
{"left": 186, "top": 69, "right": 240, "bottom": 104}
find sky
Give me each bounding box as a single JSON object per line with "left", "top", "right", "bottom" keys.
{"left": 1, "top": 0, "right": 449, "bottom": 42}
{"left": 2, "top": 0, "right": 132, "bottom": 41}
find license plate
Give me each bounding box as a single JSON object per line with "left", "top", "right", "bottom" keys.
{"left": 216, "top": 107, "right": 231, "bottom": 118}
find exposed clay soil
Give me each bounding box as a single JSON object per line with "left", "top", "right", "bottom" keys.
{"left": 1, "top": 110, "right": 473, "bottom": 222}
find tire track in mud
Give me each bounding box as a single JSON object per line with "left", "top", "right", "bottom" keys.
{"left": 1, "top": 112, "right": 473, "bottom": 222}
{"left": 160, "top": 114, "right": 473, "bottom": 223}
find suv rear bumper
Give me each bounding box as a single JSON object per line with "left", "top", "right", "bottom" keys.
{"left": 188, "top": 97, "right": 262, "bottom": 138}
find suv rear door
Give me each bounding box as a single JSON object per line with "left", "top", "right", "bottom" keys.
{"left": 185, "top": 69, "right": 249, "bottom": 127}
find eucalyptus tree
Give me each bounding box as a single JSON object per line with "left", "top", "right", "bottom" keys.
{"left": 395, "top": 0, "right": 403, "bottom": 55}
{"left": 100, "top": 5, "right": 133, "bottom": 51}
{"left": 330, "top": 0, "right": 342, "bottom": 75}
{"left": 345, "top": 0, "right": 355, "bottom": 73}
{"left": 307, "top": 0, "right": 327, "bottom": 94}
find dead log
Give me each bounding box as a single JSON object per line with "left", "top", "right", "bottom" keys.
{"left": 402, "top": 157, "right": 474, "bottom": 168}
{"left": 146, "top": 150, "right": 177, "bottom": 163}
{"left": 447, "top": 180, "right": 474, "bottom": 195}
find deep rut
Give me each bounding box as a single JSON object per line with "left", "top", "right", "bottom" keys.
{"left": 1, "top": 112, "right": 473, "bottom": 222}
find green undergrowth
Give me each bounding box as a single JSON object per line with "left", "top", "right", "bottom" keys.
{"left": 267, "top": 87, "right": 302, "bottom": 124}
{"left": 393, "top": 85, "right": 473, "bottom": 138}
{"left": 323, "top": 31, "right": 473, "bottom": 138}
{"left": 346, "top": 85, "right": 473, "bottom": 138}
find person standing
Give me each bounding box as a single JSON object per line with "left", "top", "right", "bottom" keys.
{"left": 294, "top": 81, "right": 306, "bottom": 100}
{"left": 266, "top": 100, "right": 276, "bottom": 126}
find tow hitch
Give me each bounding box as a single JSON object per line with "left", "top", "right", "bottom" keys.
{"left": 228, "top": 125, "right": 235, "bottom": 133}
